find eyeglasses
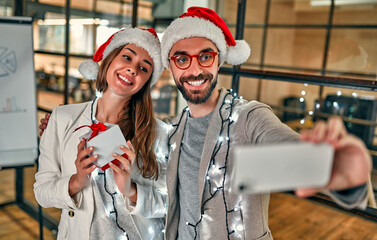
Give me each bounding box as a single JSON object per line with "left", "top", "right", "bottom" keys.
{"left": 169, "top": 52, "right": 218, "bottom": 70}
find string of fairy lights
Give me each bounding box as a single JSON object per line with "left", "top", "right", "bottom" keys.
{"left": 89, "top": 97, "right": 130, "bottom": 239}
{"left": 168, "top": 89, "right": 245, "bottom": 240}
{"left": 86, "top": 85, "right": 356, "bottom": 239}
{"left": 99, "top": 170, "right": 129, "bottom": 239}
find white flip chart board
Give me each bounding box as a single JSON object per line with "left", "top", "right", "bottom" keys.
{"left": 0, "top": 16, "right": 38, "bottom": 167}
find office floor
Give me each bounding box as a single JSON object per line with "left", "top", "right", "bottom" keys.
{"left": 1, "top": 166, "right": 377, "bottom": 239}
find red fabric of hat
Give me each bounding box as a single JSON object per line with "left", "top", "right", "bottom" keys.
{"left": 180, "top": 7, "right": 236, "bottom": 48}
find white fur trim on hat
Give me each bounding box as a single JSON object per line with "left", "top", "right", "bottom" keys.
{"left": 79, "top": 59, "right": 99, "bottom": 80}
{"left": 79, "top": 28, "right": 162, "bottom": 86}
{"left": 103, "top": 28, "right": 163, "bottom": 86}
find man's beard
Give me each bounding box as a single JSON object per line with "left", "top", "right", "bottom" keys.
{"left": 176, "top": 73, "right": 217, "bottom": 104}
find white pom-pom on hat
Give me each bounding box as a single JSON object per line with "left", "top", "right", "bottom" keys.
{"left": 226, "top": 40, "right": 251, "bottom": 66}
{"left": 78, "top": 59, "right": 99, "bottom": 80}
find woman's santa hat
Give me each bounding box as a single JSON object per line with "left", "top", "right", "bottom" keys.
{"left": 79, "top": 27, "right": 162, "bottom": 86}
{"left": 161, "top": 6, "right": 251, "bottom": 69}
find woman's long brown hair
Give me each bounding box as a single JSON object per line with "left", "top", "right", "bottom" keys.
{"left": 96, "top": 45, "right": 158, "bottom": 179}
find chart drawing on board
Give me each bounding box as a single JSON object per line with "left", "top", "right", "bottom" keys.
{"left": 0, "top": 97, "right": 26, "bottom": 114}
{"left": 0, "top": 17, "right": 38, "bottom": 167}
{"left": 0, "top": 46, "right": 17, "bottom": 78}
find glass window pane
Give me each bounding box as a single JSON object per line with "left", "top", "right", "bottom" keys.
{"left": 223, "top": 28, "right": 264, "bottom": 68}
{"left": 0, "top": 0, "right": 13, "bottom": 16}
{"left": 69, "top": 57, "right": 96, "bottom": 103}
{"left": 264, "top": 28, "right": 327, "bottom": 71}
{"left": 35, "top": 53, "right": 66, "bottom": 110}
{"left": 96, "top": 0, "right": 122, "bottom": 15}
{"left": 39, "top": 0, "right": 65, "bottom": 6}
{"left": 96, "top": 25, "right": 120, "bottom": 50}
{"left": 218, "top": 74, "right": 232, "bottom": 90}
{"left": 243, "top": 28, "right": 264, "bottom": 66}
{"left": 245, "top": 0, "right": 267, "bottom": 25}
{"left": 72, "top": 0, "right": 95, "bottom": 11}
{"left": 152, "top": 70, "right": 178, "bottom": 119}
{"left": 238, "top": 77, "right": 261, "bottom": 101}
{"left": 259, "top": 80, "right": 320, "bottom": 113}
{"left": 270, "top": 0, "right": 330, "bottom": 25}
{"left": 320, "top": 86, "right": 377, "bottom": 148}
{"left": 137, "top": 3, "right": 154, "bottom": 22}
{"left": 333, "top": 2, "right": 377, "bottom": 25}
{"left": 69, "top": 19, "right": 95, "bottom": 55}
{"left": 223, "top": 0, "right": 239, "bottom": 26}
{"left": 34, "top": 12, "right": 66, "bottom": 53}
{"left": 326, "top": 29, "right": 377, "bottom": 79}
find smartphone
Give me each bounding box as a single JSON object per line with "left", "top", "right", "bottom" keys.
{"left": 231, "top": 142, "right": 334, "bottom": 195}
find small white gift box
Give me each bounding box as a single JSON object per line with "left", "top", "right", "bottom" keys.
{"left": 78, "top": 123, "right": 128, "bottom": 171}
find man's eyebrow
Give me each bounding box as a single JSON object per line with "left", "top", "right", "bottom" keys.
{"left": 171, "top": 48, "right": 216, "bottom": 56}
{"left": 172, "top": 50, "right": 187, "bottom": 56}
{"left": 126, "top": 48, "right": 137, "bottom": 55}
{"left": 143, "top": 59, "right": 152, "bottom": 67}
{"left": 201, "top": 48, "right": 216, "bottom": 52}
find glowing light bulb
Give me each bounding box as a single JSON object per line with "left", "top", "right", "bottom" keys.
{"left": 91, "top": 168, "right": 99, "bottom": 179}
{"left": 236, "top": 224, "right": 244, "bottom": 232}
{"left": 120, "top": 234, "right": 128, "bottom": 240}
{"left": 165, "top": 124, "right": 173, "bottom": 132}
{"left": 170, "top": 142, "right": 176, "bottom": 151}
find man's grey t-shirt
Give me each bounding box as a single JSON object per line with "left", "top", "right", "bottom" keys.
{"left": 177, "top": 111, "right": 213, "bottom": 240}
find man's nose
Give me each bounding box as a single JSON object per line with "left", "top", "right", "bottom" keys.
{"left": 188, "top": 56, "right": 203, "bottom": 75}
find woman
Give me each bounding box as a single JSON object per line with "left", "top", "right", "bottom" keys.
{"left": 34, "top": 28, "right": 168, "bottom": 240}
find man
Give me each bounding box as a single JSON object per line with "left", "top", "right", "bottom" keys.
{"left": 160, "top": 6, "right": 371, "bottom": 239}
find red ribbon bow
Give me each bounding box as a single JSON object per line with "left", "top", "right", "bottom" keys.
{"left": 74, "top": 122, "right": 107, "bottom": 141}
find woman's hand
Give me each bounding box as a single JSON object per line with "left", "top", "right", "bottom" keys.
{"left": 69, "top": 138, "right": 98, "bottom": 197}
{"left": 110, "top": 140, "right": 137, "bottom": 202}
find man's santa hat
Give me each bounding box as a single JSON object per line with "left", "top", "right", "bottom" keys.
{"left": 161, "top": 6, "right": 251, "bottom": 69}
{"left": 79, "top": 27, "right": 162, "bottom": 86}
